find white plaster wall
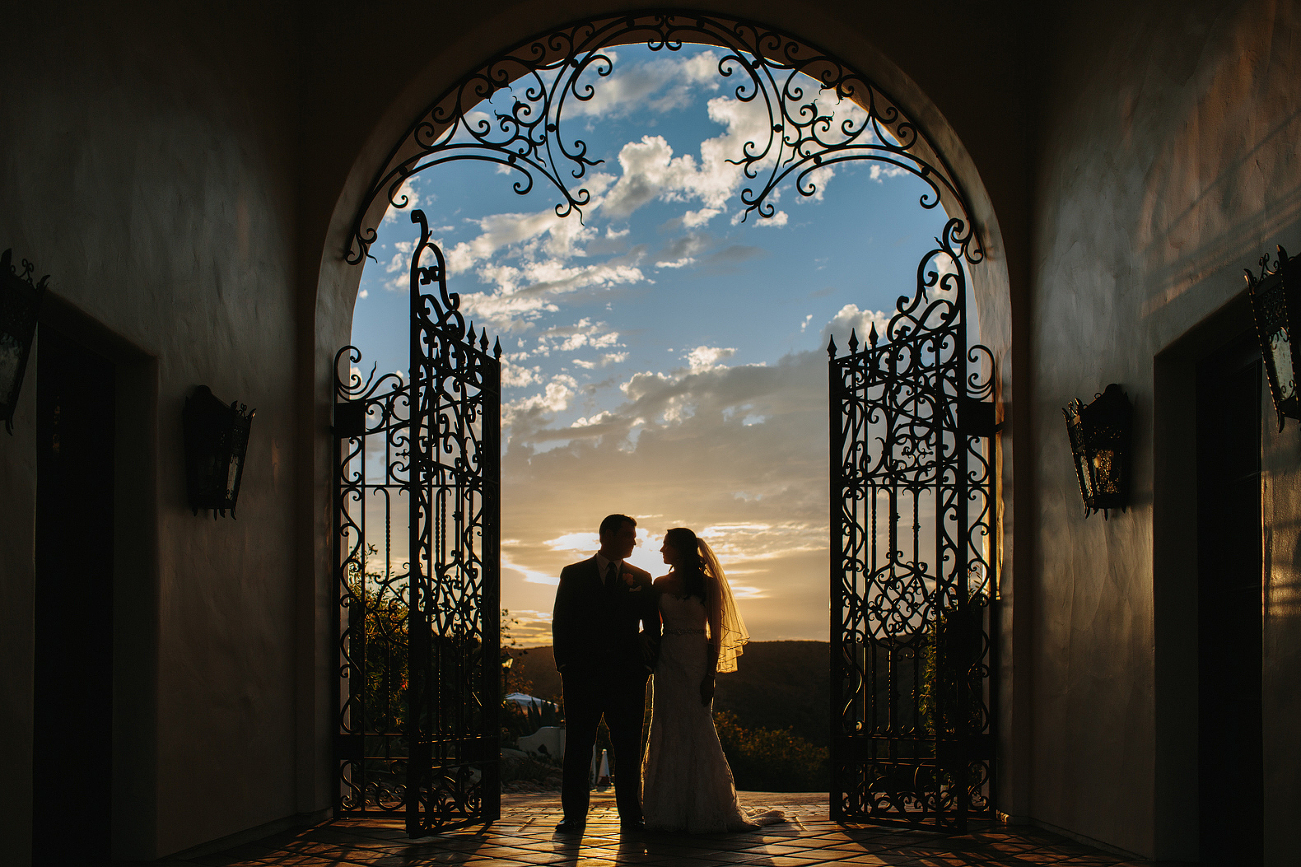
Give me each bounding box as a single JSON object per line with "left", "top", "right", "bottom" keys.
{"left": 0, "top": 3, "right": 1035, "bottom": 861}
{"left": 1031, "top": 0, "right": 1301, "bottom": 859}
{"left": 1261, "top": 364, "right": 1301, "bottom": 865}
{"left": 36, "top": 0, "right": 1301, "bottom": 861}
{"left": 0, "top": 3, "right": 305, "bottom": 860}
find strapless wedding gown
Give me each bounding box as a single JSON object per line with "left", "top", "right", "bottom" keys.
{"left": 641, "top": 593, "right": 783, "bottom": 833}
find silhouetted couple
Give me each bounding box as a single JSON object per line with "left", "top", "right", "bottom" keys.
{"left": 551, "top": 514, "right": 781, "bottom": 835}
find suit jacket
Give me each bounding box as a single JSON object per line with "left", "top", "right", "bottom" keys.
{"left": 552, "top": 556, "right": 661, "bottom": 679}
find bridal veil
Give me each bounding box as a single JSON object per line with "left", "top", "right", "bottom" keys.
{"left": 698, "top": 539, "right": 749, "bottom": 673}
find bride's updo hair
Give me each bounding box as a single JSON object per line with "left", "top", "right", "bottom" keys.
{"left": 665, "top": 527, "right": 707, "bottom": 602}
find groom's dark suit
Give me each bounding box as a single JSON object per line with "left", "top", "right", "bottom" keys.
{"left": 553, "top": 555, "right": 660, "bottom": 824}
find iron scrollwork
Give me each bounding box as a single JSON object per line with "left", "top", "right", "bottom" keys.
{"left": 828, "top": 218, "right": 996, "bottom": 831}
{"left": 347, "top": 12, "right": 982, "bottom": 266}
{"left": 334, "top": 209, "right": 502, "bottom": 832}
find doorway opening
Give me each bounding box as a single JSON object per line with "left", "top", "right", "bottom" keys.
{"left": 33, "top": 325, "right": 116, "bottom": 866}
{"left": 1195, "top": 331, "right": 1264, "bottom": 866}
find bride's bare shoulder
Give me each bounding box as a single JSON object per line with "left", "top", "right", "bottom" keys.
{"left": 653, "top": 574, "right": 679, "bottom": 592}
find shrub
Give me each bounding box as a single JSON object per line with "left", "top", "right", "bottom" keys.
{"left": 714, "top": 710, "right": 829, "bottom": 792}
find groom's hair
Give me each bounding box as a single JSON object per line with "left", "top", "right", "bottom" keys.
{"left": 599, "top": 514, "right": 636, "bottom": 538}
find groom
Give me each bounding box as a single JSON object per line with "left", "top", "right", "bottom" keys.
{"left": 552, "top": 514, "right": 660, "bottom": 833}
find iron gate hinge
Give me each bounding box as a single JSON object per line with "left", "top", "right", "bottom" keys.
{"left": 334, "top": 400, "right": 366, "bottom": 438}
{"left": 960, "top": 398, "right": 999, "bottom": 438}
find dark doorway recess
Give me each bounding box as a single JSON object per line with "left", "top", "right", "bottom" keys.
{"left": 1195, "top": 332, "right": 1263, "bottom": 867}
{"left": 33, "top": 326, "right": 116, "bottom": 865}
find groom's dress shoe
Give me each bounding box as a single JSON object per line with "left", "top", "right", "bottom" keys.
{"left": 555, "top": 818, "right": 585, "bottom": 834}
{"left": 620, "top": 817, "right": 646, "bottom": 833}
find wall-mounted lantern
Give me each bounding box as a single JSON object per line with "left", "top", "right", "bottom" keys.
{"left": 1246, "top": 244, "right": 1301, "bottom": 431}
{"left": 1063, "top": 383, "right": 1133, "bottom": 519}
{"left": 0, "top": 249, "right": 48, "bottom": 434}
{"left": 183, "top": 385, "right": 254, "bottom": 518}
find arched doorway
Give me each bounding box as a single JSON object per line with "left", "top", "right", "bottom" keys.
{"left": 323, "top": 12, "right": 1007, "bottom": 835}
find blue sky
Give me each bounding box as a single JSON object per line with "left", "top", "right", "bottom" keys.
{"left": 349, "top": 44, "right": 956, "bottom": 644}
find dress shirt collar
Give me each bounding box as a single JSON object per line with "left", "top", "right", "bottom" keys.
{"left": 594, "top": 552, "right": 622, "bottom": 578}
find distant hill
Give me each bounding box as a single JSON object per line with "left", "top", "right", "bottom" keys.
{"left": 508, "top": 641, "right": 830, "bottom": 747}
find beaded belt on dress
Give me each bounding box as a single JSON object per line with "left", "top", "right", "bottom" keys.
{"left": 663, "top": 628, "right": 705, "bottom": 635}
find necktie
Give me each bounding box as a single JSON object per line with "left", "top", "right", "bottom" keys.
{"left": 606, "top": 561, "right": 618, "bottom": 590}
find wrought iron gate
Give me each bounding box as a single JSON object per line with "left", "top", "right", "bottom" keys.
{"left": 334, "top": 210, "right": 502, "bottom": 832}
{"left": 828, "top": 218, "right": 996, "bottom": 831}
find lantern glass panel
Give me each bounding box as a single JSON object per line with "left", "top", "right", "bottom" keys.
{"left": 1268, "top": 327, "right": 1295, "bottom": 402}
{"left": 1092, "top": 449, "right": 1116, "bottom": 496}
{"left": 1076, "top": 453, "right": 1094, "bottom": 500}
{"left": 226, "top": 456, "right": 240, "bottom": 496}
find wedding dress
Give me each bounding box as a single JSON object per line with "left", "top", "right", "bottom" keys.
{"left": 640, "top": 590, "right": 783, "bottom": 833}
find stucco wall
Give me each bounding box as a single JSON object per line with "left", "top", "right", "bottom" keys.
{"left": 0, "top": 3, "right": 306, "bottom": 860}
{"left": 1032, "top": 0, "right": 1301, "bottom": 859}
{"left": 3, "top": 1, "right": 1034, "bottom": 861}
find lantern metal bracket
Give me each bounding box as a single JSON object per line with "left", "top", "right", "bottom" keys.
{"left": 183, "top": 384, "right": 255, "bottom": 518}
{"left": 1063, "top": 383, "right": 1133, "bottom": 519}
{"left": 1246, "top": 244, "right": 1301, "bottom": 432}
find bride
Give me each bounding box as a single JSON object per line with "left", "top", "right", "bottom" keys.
{"left": 641, "top": 527, "right": 783, "bottom": 833}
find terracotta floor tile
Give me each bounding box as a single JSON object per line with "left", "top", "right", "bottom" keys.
{"left": 158, "top": 794, "right": 1157, "bottom": 867}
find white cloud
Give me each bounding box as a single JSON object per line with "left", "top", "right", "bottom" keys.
{"left": 559, "top": 333, "right": 589, "bottom": 352}
{"left": 502, "top": 375, "right": 576, "bottom": 426}
{"left": 386, "top": 239, "right": 416, "bottom": 273}
{"left": 602, "top": 135, "right": 689, "bottom": 219}
{"left": 597, "top": 88, "right": 814, "bottom": 222}
{"left": 686, "top": 346, "right": 736, "bottom": 373}
{"left": 502, "top": 360, "right": 543, "bottom": 388}
{"left": 682, "top": 207, "right": 720, "bottom": 227}
{"left": 545, "top": 531, "right": 600, "bottom": 555}
{"left": 444, "top": 208, "right": 592, "bottom": 277}
{"left": 459, "top": 261, "right": 646, "bottom": 332}
{"left": 869, "top": 163, "right": 909, "bottom": 182}
{"left": 822, "top": 303, "right": 891, "bottom": 349}
{"left": 568, "top": 49, "right": 722, "bottom": 119}
{"left": 573, "top": 410, "right": 615, "bottom": 427}
{"left": 503, "top": 552, "right": 561, "bottom": 586}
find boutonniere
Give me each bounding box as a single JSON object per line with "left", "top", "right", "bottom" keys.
{"left": 622, "top": 571, "right": 640, "bottom": 590}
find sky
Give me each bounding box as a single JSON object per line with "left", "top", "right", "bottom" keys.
{"left": 348, "top": 44, "right": 959, "bottom": 646}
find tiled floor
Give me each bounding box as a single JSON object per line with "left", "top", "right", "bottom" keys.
{"left": 164, "top": 792, "right": 1156, "bottom": 866}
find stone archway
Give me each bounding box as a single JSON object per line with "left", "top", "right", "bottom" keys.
{"left": 311, "top": 9, "right": 1018, "bottom": 833}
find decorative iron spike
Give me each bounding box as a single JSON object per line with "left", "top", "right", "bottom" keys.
{"left": 827, "top": 334, "right": 837, "bottom": 359}
{"left": 848, "top": 329, "right": 859, "bottom": 353}
{"left": 868, "top": 322, "right": 879, "bottom": 346}
{"left": 480, "top": 330, "right": 489, "bottom": 351}
{"left": 493, "top": 337, "right": 503, "bottom": 358}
